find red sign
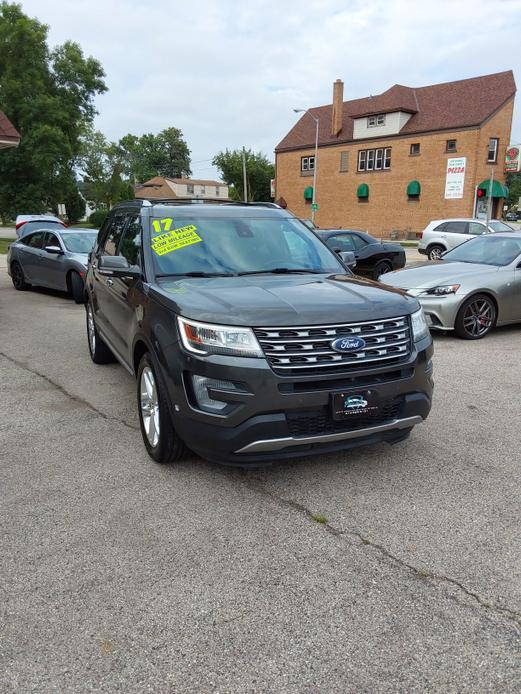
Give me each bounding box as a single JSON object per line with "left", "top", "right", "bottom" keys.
{"left": 505, "top": 146, "right": 520, "bottom": 173}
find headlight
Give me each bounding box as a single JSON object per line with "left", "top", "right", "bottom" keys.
{"left": 178, "top": 317, "right": 263, "bottom": 357}
{"left": 423, "top": 284, "right": 460, "bottom": 296}
{"left": 410, "top": 307, "right": 430, "bottom": 342}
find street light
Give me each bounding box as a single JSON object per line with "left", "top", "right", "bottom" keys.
{"left": 294, "top": 108, "right": 319, "bottom": 224}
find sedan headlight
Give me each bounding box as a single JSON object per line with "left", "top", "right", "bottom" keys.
{"left": 423, "top": 284, "right": 460, "bottom": 296}
{"left": 410, "top": 307, "right": 430, "bottom": 342}
{"left": 178, "top": 317, "right": 263, "bottom": 357}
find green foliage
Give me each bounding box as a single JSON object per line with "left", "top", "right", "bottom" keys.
{"left": 65, "top": 187, "right": 86, "bottom": 224}
{"left": 88, "top": 209, "right": 108, "bottom": 228}
{"left": 79, "top": 128, "right": 134, "bottom": 208}
{"left": 506, "top": 172, "right": 521, "bottom": 209}
{"left": 115, "top": 127, "right": 192, "bottom": 182}
{"left": 212, "top": 149, "right": 274, "bottom": 201}
{"left": 0, "top": 2, "right": 106, "bottom": 219}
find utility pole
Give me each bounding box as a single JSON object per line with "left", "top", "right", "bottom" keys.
{"left": 486, "top": 168, "right": 494, "bottom": 226}
{"left": 242, "top": 148, "right": 248, "bottom": 203}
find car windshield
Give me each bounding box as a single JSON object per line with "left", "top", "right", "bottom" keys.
{"left": 61, "top": 232, "right": 98, "bottom": 253}
{"left": 443, "top": 235, "right": 521, "bottom": 266}
{"left": 149, "top": 214, "right": 344, "bottom": 277}
{"left": 489, "top": 220, "right": 513, "bottom": 232}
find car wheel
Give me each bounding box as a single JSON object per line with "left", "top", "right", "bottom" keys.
{"left": 454, "top": 294, "right": 496, "bottom": 340}
{"left": 69, "top": 271, "right": 85, "bottom": 304}
{"left": 373, "top": 260, "right": 393, "bottom": 280}
{"left": 137, "top": 352, "right": 188, "bottom": 464}
{"left": 427, "top": 244, "right": 445, "bottom": 261}
{"left": 86, "top": 302, "right": 115, "bottom": 363}
{"left": 11, "top": 261, "right": 31, "bottom": 291}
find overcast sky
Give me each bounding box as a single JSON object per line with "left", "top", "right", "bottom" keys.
{"left": 22, "top": 0, "right": 521, "bottom": 180}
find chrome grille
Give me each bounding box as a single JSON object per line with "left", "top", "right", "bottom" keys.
{"left": 254, "top": 316, "right": 411, "bottom": 374}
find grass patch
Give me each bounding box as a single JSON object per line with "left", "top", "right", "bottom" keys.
{"left": 0, "top": 238, "right": 15, "bottom": 254}
{"left": 310, "top": 513, "right": 328, "bottom": 525}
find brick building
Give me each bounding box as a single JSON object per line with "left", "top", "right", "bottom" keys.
{"left": 0, "top": 109, "right": 20, "bottom": 150}
{"left": 274, "top": 71, "right": 516, "bottom": 237}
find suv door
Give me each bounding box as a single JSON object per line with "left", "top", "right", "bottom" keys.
{"left": 91, "top": 212, "right": 127, "bottom": 347}
{"left": 443, "top": 221, "right": 469, "bottom": 250}
{"left": 39, "top": 231, "right": 67, "bottom": 290}
{"left": 103, "top": 214, "right": 144, "bottom": 358}
{"left": 17, "top": 232, "right": 46, "bottom": 282}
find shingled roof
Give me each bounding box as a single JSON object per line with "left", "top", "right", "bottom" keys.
{"left": 0, "top": 109, "right": 20, "bottom": 147}
{"left": 275, "top": 71, "right": 516, "bottom": 152}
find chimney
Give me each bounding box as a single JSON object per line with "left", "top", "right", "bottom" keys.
{"left": 331, "top": 79, "right": 344, "bottom": 137}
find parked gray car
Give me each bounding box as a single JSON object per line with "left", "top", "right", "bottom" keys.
{"left": 7, "top": 228, "right": 98, "bottom": 303}
{"left": 383, "top": 233, "right": 521, "bottom": 339}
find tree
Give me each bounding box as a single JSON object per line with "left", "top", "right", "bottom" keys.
{"left": 0, "top": 3, "right": 106, "bottom": 219}
{"left": 506, "top": 172, "right": 521, "bottom": 209}
{"left": 115, "top": 127, "right": 191, "bottom": 183}
{"left": 212, "top": 149, "right": 274, "bottom": 201}
{"left": 65, "top": 188, "right": 86, "bottom": 224}
{"left": 79, "top": 128, "right": 134, "bottom": 209}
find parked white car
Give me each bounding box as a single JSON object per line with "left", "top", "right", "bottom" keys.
{"left": 418, "top": 218, "right": 513, "bottom": 260}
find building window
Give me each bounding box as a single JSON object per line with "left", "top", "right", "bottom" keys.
{"left": 487, "top": 138, "right": 499, "bottom": 163}
{"left": 187, "top": 184, "right": 194, "bottom": 194}
{"left": 367, "top": 114, "right": 386, "bottom": 127}
{"left": 215, "top": 186, "right": 220, "bottom": 197}
{"left": 339, "top": 151, "right": 349, "bottom": 172}
{"left": 410, "top": 143, "right": 420, "bottom": 156}
{"left": 200, "top": 185, "right": 205, "bottom": 195}
{"left": 357, "top": 147, "right": 391, "bottom": 172}
{"left": 446, "top": 139, "right": 457, "bottom": 153}
{"left": 301, "top": 156, "right": 315, "bottom": 172}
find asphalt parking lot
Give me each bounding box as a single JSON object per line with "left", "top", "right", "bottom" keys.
{"left": 1, "top": 262, "right": 520, "bottom": 693}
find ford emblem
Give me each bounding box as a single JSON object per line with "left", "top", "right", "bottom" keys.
{"left": 331, "top": 336, "right": 366, "bottom": 352}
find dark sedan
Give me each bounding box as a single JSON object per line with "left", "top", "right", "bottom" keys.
{"left": 316, "top": 229, "right": 406, "bottom": 279}
{"left": 7, "top": 228, "right": 98, "bottom": 303}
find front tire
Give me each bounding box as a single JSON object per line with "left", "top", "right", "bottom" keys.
{"left": 137, "top": 352, "right": 188, "bottom": 464}
{"left": 11, "top": 261, "right": 31, "bottom": 291}
{"left": 70, "top": 271, "right": 85, "bottom": 304}
{"left": 454, "top": 294, "right": 496, "bottom": 339}
{"left": 427, "top": 244, "right": 445, "bottom": 261}
{"left": 86, "top": 302, "right": 115, "bottom": 363}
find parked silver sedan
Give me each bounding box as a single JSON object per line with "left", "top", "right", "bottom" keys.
{"left": 7, "top": 228, "right": 98, "bottom": 303}
{"left": 383, "top": 233, "right": 521, "bottom": 339}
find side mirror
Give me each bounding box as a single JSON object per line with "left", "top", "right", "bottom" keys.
{"left": 98, "top": 255, "right": 141, "bottom": 278}
{"left": 339, "top": 251, "right": 357, "bottom": 269}
{"left": 44, "top": 245, "right": 63, "bottom": 255}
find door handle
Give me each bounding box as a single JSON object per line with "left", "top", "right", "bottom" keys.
{"left": 106, "top": 278, "right": 114, "bottom": 286}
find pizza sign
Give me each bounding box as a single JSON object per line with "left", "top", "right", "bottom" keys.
{"left": 505, "top": 146, "right": 520, "bottom": 173}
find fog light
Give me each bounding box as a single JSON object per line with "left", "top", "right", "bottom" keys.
{"left": 192, "top": 375, "right": 240, "bottom": 413}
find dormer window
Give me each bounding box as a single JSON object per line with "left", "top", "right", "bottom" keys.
{"left": 367, "top": 114, "right": 386, "bottom": 127}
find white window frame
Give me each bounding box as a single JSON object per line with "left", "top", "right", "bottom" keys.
{"left": 367, "top": 113, "right": 386, "bottom": 127}
{"left": 358, "top": 150, "right": 366, "bottom": 171}
{"left": 215, "top": 186, "right": 220, "bottom": 196}
{"left": 301, "top": 156, "right": 315, "bottom": 172}
{"left": 375, "top": 148, "right": 383, "bottom": 170}
{"left": 366, "top": 149, "right": 375, "bottom": 170}
{"left": 487, "top": 138, "right": 499, "bottom": 163}
{"left": 357, "top": 147, "right": 392, "bottom": 172}
{"left": 187, "top": 184, "right": 194, "bottom": 194}
{"left": 384, "top": 148, "right": 391, "bottom": 169}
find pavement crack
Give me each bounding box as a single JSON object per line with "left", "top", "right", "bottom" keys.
{"left": 244, "top": 475, "right": 521, "bottom": 631}
{"left": 0, "top": 351, "right": 139, "bottom": 431}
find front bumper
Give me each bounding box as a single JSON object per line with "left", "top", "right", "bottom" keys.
{"left": 161, "top": 336, "right": 434, "bottom": 465}
{"left": 417, "top": 294, "right": 463, "bottom": 331}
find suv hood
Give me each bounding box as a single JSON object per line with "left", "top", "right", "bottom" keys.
{"left": 153, "top": 273, "right": 418, "bottom": 326}
{"left": 383, "top": 261, "right": 498, "bottom": 291}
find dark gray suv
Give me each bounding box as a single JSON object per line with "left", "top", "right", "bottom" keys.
{"left": 85, "top": 200, "right": 433, "bottom": 465}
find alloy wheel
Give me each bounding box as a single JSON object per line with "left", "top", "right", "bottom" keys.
{"left": 140, "top": 366, "right": 160, "bottom": 447}
{"left": 462, "top": 298, "right": 495, "bottom": 337}
{"left": 87, "top": 304, "right": 96, "bottom": 354}
{"left": 12, "top": 263, "right": 23, "bottom": 289}
{"left": 429, "top": 247, "right": 443, "bottom": 261}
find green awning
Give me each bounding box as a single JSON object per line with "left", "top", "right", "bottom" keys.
{"left": 303, "top": 186, "right": 313, "bottom": 200}
{"left": 407, "top": 180, "right": 421, "bottom": 196}
{"left": 478, "top": 179, "right": 509, "bottom": 197}
{"left": 357, "top": 183, "right": 369, "bottom": 198}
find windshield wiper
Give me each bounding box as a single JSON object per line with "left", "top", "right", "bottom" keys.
{"left": 237, "top": 267, "right": 324, "bottom": 276}
{"left": 156, "top": 271, "right": 236, "bottom": 278}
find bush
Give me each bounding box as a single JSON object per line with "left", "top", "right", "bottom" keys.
{"left": 89, "top": 209, "right": 108, "bottom": 228}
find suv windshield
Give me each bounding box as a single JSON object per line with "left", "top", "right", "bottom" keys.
{"left": 61, "top": 232, "right": 98, "bottom": 253}
{"left": 443, "top": 235, "right": 521, "bottom": 266}
{"left": 488, "top": 220, "right": 513, "bottom": 232}
{"left": 149, "top": 215, "right": 344, "bottom": 277}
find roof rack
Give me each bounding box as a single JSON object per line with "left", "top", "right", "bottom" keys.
{"left": 134, "top": 198, "right": 280, "bottom": 208}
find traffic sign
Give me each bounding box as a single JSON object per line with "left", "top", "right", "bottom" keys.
{"left": 311, "top": 203, "right": 319, "bottom": 211}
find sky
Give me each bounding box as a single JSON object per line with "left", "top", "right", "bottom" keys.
{"left": 21, "top": 0, "right": 521, "bottom": 180}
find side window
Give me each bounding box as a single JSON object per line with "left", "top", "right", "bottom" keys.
{"left": 351, "top": 234, "right": 368, "bottom": 250}
{"left": 118, "top": 215, "right": 142, "bottom": 266}
{"left": 433, "top": 223, "right": 446, "bottom": 232}
{"left": 326, "top": 235, "right": 355, "bottom": 252}
{"left": 444, "top": 221, "right": 467, "bottom": 234}
{"left": 44, "top": 232, "right": 61, "bottom": 248}
{"left": 101, "top": 214, "right": 126, "bottom": 256}
{"left": 468, "top": 222, "right": 486, "bottom": 236}
{"left": 26, "top": 232, "right": 45, "bottom": 249}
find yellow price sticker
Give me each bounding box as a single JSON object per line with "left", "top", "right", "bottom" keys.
{"left": 151, "top": 224, "right": 203, "bottom": 256}
{"left": 152, "top": 218, "right": 173, "bottom": 233}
